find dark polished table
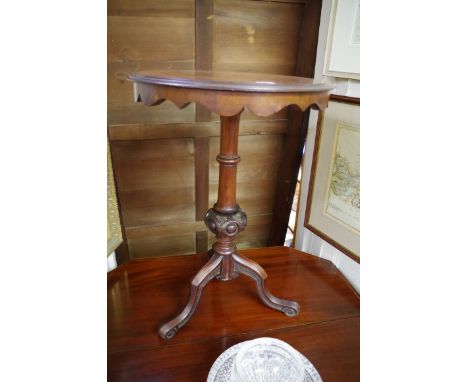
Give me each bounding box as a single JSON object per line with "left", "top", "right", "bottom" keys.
{"left": 108, "top": 246, "right": 360, "bottom": 381}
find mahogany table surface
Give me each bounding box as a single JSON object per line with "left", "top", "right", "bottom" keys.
{"left": 108, "top": 246, "right": 360, "bottom": 381}
{"left": 129, "top": 70, "right": 334, "bottom": 93}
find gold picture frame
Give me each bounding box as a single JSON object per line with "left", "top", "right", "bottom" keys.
{"left": 108, "top": 142, "right": 123, "bottom": 256}
{"left": 305, "top": 95, "right": 360, "bottom": 262}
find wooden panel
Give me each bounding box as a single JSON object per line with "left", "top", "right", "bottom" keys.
{"left": 195, "top": 0, "right": 214, "bottom": 122}
{"left": 195, "top": 230, "right": 209, "bottom": 253}
{"left": 128, "top": 232, "right": 195, "bottom": 258}
{"left": 108, "top": 1, "right": 195, "bottom": 124}
{"left": 194, "top": 137, "right": 209, "bottom": 220}
{"left": 108, "top": 119, "right": 288, "bottom": 140}
{"left": 236, "top": 135, "right": 285, "bottom": 215}
{"left": 235, "top": 220, "right": 272, "bottom": 249}
{"left": 108, "top": 17, "right": 194, "bottom": 63}
{"left": 126, "top": 221, "right": 206, "bottom": 239}
{"left": 111, "top": 139, "right": 195, "bottom": 228}
{"left": 213, "top": 0, "right": 303, "bottom": 74}
{"left": 210, "top": 0, "right": 304, "bottom": 121}
{"left": 108, "top": 0, "right": 194, "bottom": 17}
{"left": 209, "top": 134, "right": 284, "bottom": 216}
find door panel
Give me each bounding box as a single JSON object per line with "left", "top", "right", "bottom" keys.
{"left": 111, "top": 138, "right": 195, "bottom": 228}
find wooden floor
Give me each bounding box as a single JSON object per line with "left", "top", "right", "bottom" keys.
{"left": 108, "top": 246, "right": 360, "bottom": 381}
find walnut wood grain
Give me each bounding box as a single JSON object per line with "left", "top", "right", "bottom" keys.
{"left": 108, "top": 247, "right": 360, "bottom": 382}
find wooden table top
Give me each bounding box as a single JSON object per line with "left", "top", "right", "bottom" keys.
{"left": 129, "top": 70, "right": 334, "bottom": 93}
{"left": 129, "top": 71, "right": 332, "bottom": 117}
{"left": 108, "top": 246, "right": 360, "bottom": 381}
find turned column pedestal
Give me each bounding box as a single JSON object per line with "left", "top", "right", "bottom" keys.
{"left": 128, "top": 70, "right": 333, "bottom": 339}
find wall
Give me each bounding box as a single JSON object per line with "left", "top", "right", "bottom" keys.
{"left": 294, "top": 0, "right": 360, "bottom": 292}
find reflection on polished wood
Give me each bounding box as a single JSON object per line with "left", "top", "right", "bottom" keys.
{"left": 129, "top": 70, "right": 332, "bottom": 339}
{"left": 108, "top": 247, "right": 360, "bottom": 382}
{"left": 129, "top": 70, "right": 333, "bottom": 92}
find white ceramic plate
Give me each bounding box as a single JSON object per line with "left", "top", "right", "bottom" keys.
{"left": 207, "top": 340, "right": 323, "bottom": 382}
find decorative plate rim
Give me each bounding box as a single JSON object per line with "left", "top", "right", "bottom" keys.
{"left": 207, "top": 339, "right": 323, "bottom": 382}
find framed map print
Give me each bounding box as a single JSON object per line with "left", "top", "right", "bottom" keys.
{"left": 305, "top": 95, "right": 360, "bottom": 262}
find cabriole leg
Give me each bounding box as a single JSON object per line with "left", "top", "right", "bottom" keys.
{"left": 158, "top": 254, "right": 223, "bottom": 340}
{"left": 233, "top": 252, "right": 300, "bottom": 317}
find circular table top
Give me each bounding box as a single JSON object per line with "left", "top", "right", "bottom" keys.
{"left": 129, "top": 70, "right": 333, "bottom": 93}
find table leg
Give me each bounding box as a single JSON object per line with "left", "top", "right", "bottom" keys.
{"left": 233, "top": 252, "right": 300, "bottom": 317}
{"left": 158, "top": 254, "right": 222, "bottom": 340}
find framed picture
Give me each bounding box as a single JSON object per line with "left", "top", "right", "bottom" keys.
{"left": 305, "top": 95, "right": 360, "bottom": 262}
{"left": 323, "top": 0, "right": 360, "bottom": 79}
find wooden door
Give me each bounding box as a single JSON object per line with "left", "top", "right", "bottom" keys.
{"left": 108, "top": 0, "right": 322, "bottom": 260}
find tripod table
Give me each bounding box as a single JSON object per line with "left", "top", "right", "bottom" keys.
{"left": 128, "top": 70, "right": 333, "bottom": 340}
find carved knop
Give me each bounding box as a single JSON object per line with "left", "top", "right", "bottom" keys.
{"left": 204, "top": 208, "right": 247, "bottom": 237}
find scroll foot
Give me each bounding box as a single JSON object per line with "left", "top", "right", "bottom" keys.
{"left": 233, "top": 253, "right": 300, "bottom": 317}
{"left": 158, "top": 254, "right": 223, "bottom": 340}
